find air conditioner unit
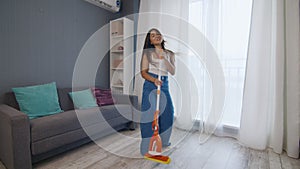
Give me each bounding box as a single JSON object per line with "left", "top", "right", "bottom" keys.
{"left": 84, "top": 0, "right": 121, "bottom": 13}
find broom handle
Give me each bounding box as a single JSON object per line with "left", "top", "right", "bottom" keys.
{"left": 156, "top": 54, "right": 163, "bottom": 112}
{"left": 156, "top": 77, "right": 161, "bottom": 112}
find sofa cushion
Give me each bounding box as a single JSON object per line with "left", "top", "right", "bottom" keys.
{"left": 30, "top": 105, "right": 133, "bottom": 142}
{"left": 30, "top": 108, "right": 102, "bottom": 142}
{"left": 31, "top": 128, "right": 88, "bottom": 155}
{"left": 100, "top": 104, "right": 133, "bottom": 121}
{"left": 12, "top": 82, "right": 63, "bottom": 119}
{"left": 92, "top": 88, "right": 114, "bottom": 106}
{"left": 30, "top": 110, "right": 82, "bottom": 142}
{"left": 69, "top": 89, "right": 98, "bottom": 109}
{"left": 57, "top": 88, "right": 74, "bottom": 111}
{"left": 4, "top": 88, "right": 74, "bottom": 111}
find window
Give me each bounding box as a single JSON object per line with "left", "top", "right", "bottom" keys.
{"left": 188, "top": 0, "right": 252, "bottom": 127}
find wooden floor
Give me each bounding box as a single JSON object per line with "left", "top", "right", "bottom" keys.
{"left": 0, "top": 127, "right": 299, "bottom": 169}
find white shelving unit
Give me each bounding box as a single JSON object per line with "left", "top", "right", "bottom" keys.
{"left": 110, "top": 17, "right": 134, "bottom": 94}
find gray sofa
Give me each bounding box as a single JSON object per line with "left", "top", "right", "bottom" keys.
{"left": 0, "top": 88, "right": 138, "bottom": 169}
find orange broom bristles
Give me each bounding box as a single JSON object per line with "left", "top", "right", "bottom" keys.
{"left": 144, "top": 153, "right": 171, "bottom": 164}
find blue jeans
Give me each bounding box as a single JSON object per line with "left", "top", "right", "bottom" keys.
{"left": 140, "top": 73, "right": 174, "bottom": 156}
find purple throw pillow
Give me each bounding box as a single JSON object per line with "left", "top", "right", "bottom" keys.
{"left": 92, "top": 88, "right": 114, "bottom": 106}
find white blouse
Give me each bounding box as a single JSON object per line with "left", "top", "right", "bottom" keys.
{"left": 141, "top": 50, "right": 174, "bottom": 76}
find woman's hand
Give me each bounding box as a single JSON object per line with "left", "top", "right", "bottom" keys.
{"left": 154, "top": 78, "right": 162, "bottom": 86}
{"left": 141, "top": 69, "right": 162, "bottom": 86}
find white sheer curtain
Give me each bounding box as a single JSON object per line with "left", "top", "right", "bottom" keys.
{"left": 188, "top": 0, "right": 252, "bottom": 135}
{"left": 239, "top": 0, "right": 300, "bottom": 158}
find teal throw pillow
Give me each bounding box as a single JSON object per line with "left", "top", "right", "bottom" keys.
{"left": 12, "top": 82, "right": 63, "bottom": 119}
{"left": 69, "top": 89, "right": 98, "bottom": 109}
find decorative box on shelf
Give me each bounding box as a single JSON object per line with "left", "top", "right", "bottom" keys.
{"left": 111, "top": 20, "right": 123, "bottom": 36}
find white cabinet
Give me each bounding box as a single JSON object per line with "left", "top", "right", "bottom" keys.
{"left": 110, "top": 17, "right": 134, "bottom": 94}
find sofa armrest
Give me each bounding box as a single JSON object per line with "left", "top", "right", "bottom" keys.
{"left": 112, "top": 94, "right": 140, "bottom": 129}
{"left": 0, "top": 104, "right": 32, "bottom": 169}
{"left": 112, "top": 94, "right": 139, "bottom": 110}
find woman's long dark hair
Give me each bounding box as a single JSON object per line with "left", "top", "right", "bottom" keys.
{"left": 142, "top": 28, "right": 166, "bottom": 57}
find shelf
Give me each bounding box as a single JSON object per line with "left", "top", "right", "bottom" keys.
{"left": 111, "top": 67, "right": 124, "bottom": 70}
{"left": 111, "top": 84, "right": 124, "bottom": 88}
{"left": 111, "top": 35, "right": 123, "bottom": 39}
{"left": 111, "top": 50, "right": 123, "bottom": 53}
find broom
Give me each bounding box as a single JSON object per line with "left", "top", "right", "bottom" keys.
{"left": 144, "top": 51, "right": 171, "bottom": 164}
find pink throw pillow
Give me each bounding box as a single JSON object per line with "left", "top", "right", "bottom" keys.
{"left": 92, "top": 88, "right": 114, "bottom": 106}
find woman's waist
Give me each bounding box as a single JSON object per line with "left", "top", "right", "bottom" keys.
{"left": 144, "top": 72, "right": 169, "bottom": 89}
{"left": 147, "top": 72, "right": 168, "bottom": 82}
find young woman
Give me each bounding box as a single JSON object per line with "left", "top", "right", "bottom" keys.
{"left": 140, "top": 28, "right": 175, "bottom": 156}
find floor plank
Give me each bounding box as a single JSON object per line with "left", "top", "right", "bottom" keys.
{"left": 225, "top": 142, "right": 249, "bottom": 169}
{"left": 280, "top": 152, "right": 300, "bottom": 169}
{"left": 268, "top": 149, "right": 283, "bottom": 169}
{"left": 247, "top": 149, "right": 269, "bottom": 169}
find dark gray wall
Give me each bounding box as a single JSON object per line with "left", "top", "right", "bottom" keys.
{"left": 0, "top": 0, "right": 139, "bottom": 103}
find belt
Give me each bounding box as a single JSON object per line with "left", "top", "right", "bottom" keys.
{"left": 148, "top": 72, "right": 168, "bottom": 81}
